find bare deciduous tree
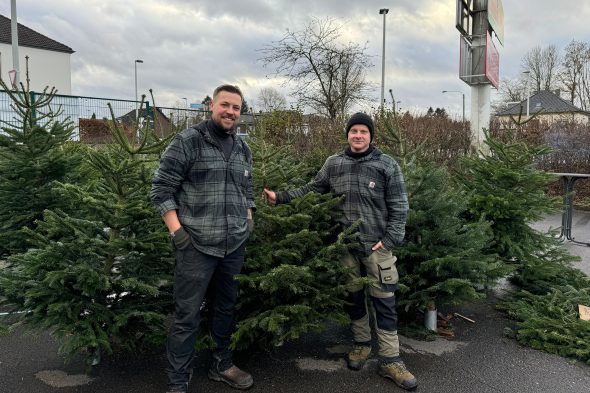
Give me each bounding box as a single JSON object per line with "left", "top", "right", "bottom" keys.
{"left": 521, "top": 45, "right": 561, "bottom": 92}
{"left": 558, "top": 39, "right": 590, "bottom": 110}
{"left": 560, "top": 40, "right": 589, "bottom": 106}
{"left": 498, "top": 76, "right": 528, "bottom": 102}
{"left": 581, "top": 57, "right": 590, "bottom": 110}
{"left": 259, "top": 17, "right": 373, "bottom": 120}
{"left": 256, "top": 87, "right": 288, "bottom": 112}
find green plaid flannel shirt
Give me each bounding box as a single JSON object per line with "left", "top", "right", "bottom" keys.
{"left": 276, "top": 148, "right": 408, "bottom": 256}
{"left": 151, "top": 120, "right": 255, "bottom": 257}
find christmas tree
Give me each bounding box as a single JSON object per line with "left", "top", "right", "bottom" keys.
{"left": 461, "top": 131, "right": 589, "bottom": 364}
{"left": 375, "top": 111, "right": 506, "bottom": 317}
{"left": 0, "top": 97, "right": 175, "bottom": 365}
{"left": 0, "top": 78, "right": 79, "bottom": 256}
{"left": 229, "top": 132, "right": 359, "bottom": 350}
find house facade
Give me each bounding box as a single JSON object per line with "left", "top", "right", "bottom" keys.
{"left": 495, "top": 90, "right": 590, "bottom": 125}
{"left": 0, "top": 14, "right": 74, "bottom": 94}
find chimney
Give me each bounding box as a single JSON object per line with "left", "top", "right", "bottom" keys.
{"left": 553, "top": 89, "right": 561, "bottom": 98}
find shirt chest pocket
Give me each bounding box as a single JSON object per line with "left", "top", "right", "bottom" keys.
{"left": 230, "top": 159, "right": 251, "bottom": 188}
{"left": 363, "top": 178, "right": 385, "bottom": 200}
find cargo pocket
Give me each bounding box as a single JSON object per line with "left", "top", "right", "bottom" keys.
{"left": 377, "top": 253, "right": 399, "bottom": 292}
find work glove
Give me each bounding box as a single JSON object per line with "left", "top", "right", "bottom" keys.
{"left": 171, "top": 227, "right": 191, "bottom": 250}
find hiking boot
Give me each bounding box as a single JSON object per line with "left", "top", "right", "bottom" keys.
{"left": 346, "top": 345, "right": 371, "bottom": 370}
{"left": 208, "top": 364, "right": 254, "bottom": 390}
{"left": 378, "top": 361, "right": 418, "bottom": 391}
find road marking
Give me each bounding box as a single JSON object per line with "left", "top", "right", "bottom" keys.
{"left": 35, "top": 370, "right": 93, "bottom": 388}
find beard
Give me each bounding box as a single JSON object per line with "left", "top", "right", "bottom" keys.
{"left": 212, "top": 115, "right": 236, "bottom": 134}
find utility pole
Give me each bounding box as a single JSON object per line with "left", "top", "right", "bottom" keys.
{"left": 11, "top": 0, "right": 20, "bottom": 87}
{"left": 379, "top": 8, "right": 389, "bottom": 110}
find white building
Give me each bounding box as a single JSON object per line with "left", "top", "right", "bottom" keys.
{"left": 0, "top": 14, "right": 74, "bottom": 94}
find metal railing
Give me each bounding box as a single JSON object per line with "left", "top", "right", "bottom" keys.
{"left": 0, "top": 90, "right": 209, "bottom": 140}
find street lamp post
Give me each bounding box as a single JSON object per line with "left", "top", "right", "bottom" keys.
{"left": 523, "top": 70, "right": 530, "bottom": 117}
{"left": 182, "top": 97, "right": 188, "bottom": 123}
{"left": 442, "top": 90, "right": 465, "bottom": 122}
{"left": 134, "top": 59, "right": 144, "bottom": 119}
{"left": 379, "top": 8, "right": 389, "bottom": 110}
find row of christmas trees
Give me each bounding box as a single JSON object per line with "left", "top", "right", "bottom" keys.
{"left": 0, "top": 80, "right": 588, "bottom": 366}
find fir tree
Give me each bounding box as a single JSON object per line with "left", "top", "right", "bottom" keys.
{"left": 0, "top": 98, "right": 175, "bottom": 365}
{"left": 0, "top": 79, "right": 78, "bottom": 256}
{"left": 458, "top": 130, "right": 579, "bottom": 281}
{"left": 375, "top": 111, "right": 506, "bottom": 316}
{"left": 502, "top": 283, "right": 590, "bottom": 364}
{"left": 459, "top": 129, "right": 587, "bottom": 364}
{"left": 229, "top": 134, "right": 357, "bottom": 350}
{"left": 458, "top": 130, "right": 559, "bottom": 262}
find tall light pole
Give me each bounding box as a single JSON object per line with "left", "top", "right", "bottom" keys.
{"left": 379, "top": 8, "right": 389, "bottom": 110}
{"left": 523, "top": 70, "right": 530, "bottom": 117}
{"left": 442, "top": 90, "right": 465, "bottom": 122}
{"left": 182, "top": 97, "right": 188, "bottom": 123}
{"left": 134, "top": 59, "right": 143, "bottom": 119}
{"left": 11, "top": 0, "right": 20, "bottom": 87}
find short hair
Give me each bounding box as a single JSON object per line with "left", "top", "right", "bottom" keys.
{"left": 213, "top": 84, "right": 244, "bottom": 102}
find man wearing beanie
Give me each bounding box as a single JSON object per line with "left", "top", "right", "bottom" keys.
{"left": 263, "top": 113, "right": 416, "bottom": 391}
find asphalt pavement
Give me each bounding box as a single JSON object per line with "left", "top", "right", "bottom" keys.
{"left": 1, "top": 211, "right": 590, "bottom": 393}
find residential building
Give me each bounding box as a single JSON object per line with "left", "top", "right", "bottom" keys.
{"left": 0, "top": 14, "right": 74, "bottom": 94}
{"left": 496, "top": 90, "right": 590, "bottom": 125}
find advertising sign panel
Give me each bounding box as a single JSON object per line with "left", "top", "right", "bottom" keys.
{"left": 485, "top": 31, "right": 500, "bottom": 88}
{"left": 487, "top": 0, "right": 504, "bottom": 45}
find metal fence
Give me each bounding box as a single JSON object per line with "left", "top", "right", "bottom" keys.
{"left": 0, "top": 90, "right": 208, "bottom": 140}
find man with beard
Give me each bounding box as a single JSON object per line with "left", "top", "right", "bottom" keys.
{"left": 151, "top": 84, "right": 255, "bottom": 393}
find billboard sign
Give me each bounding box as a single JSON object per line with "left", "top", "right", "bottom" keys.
{"left": 487, "top": 0, "right": 504, "bottom": 45}
{"left": 485, "top": 32, "right": 500, "bottom": 88}
{"left": 190, "top": 103, "right": 205, "bottom": 109}
{"left": 455, "top": 0, "right": 473, "bottom": 37}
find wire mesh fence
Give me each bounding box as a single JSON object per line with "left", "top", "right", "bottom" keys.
{"left": 0, "top": 90, "right": 208, "bottom": 140}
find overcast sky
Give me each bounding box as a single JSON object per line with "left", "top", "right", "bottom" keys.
{"left": 1, "top": 0, "right": 588, "bottom": 118}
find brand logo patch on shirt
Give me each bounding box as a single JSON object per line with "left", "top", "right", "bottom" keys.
{"left": 244, "top": 170, "right": 249, "bottom": 177}
{"left": 368, "top": 181, "right": 375, "bottom": 189}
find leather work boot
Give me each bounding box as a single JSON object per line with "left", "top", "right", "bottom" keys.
{"left": 208, "top": 364, "right": 254, "bottom": 390}
{"left": 346, "top": 345, "right": 371, "bottom": 370}
{"left": 378, "top": 361, "right": 418, "bottom": 391}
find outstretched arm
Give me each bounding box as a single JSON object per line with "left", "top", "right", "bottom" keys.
{"left": 262, "top": 188, "right": 277, "bottom": 205}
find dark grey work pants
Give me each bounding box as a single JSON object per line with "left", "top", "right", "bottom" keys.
{"left": 166, "top": 243, "right": 245, "bottom": 391}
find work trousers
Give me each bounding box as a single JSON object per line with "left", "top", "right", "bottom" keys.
{"left": 342, "top": 249, "right": 400, "bottom": 361}
{"left": 166, "top": 242, "right": 245, "bottom": 390}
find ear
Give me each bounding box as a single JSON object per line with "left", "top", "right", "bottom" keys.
{"left": 209, "top": 100, "right": 214, "bottom": 111}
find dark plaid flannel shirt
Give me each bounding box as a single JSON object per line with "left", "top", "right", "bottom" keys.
{"left": 150, "top": 120, "right": 255, "bottom": 257}
{"left": 276, "top": 148, "right": 408, "bottom": 256}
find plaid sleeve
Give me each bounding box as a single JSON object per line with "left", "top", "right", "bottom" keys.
{"left": 150, "top": 134, "right": 190, "bottom": 216}
{"left": 276, "top": 157, "right": 332, "bottom": 204}
{"left": 381, "top": 159, "right": 409, "bottom": 249}
{"left": 244, "top": 143, "right": 256, "bottom": 210}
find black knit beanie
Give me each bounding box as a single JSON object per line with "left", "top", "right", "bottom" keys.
{"left": 346, "top": 112, "right": 374, "bottom": 141}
